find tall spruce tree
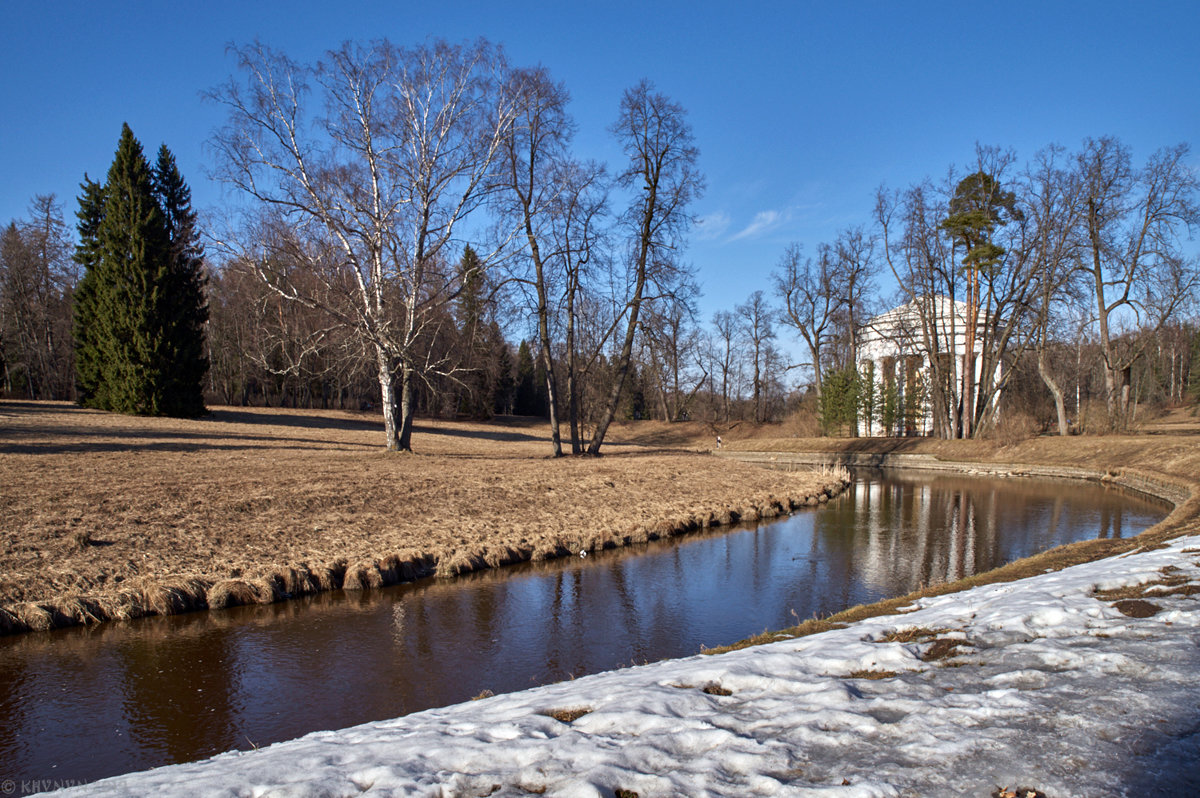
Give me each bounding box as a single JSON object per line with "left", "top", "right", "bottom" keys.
{"left": 72, "top": 174, "right": 106, "bottom": 405}
{"left": 152, "top": 144, "right": 209, "bottom": 416}
{"left": 72, "top": 124, "right": 208, "bottom": 416}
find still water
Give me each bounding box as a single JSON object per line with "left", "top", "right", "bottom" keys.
{"left": 0, "top": 470, "right": 1168, "bottom": 790}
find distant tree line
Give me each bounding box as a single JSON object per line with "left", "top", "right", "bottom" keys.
{"left": 3, "top": 36, "right": 1197, "bottom": 448}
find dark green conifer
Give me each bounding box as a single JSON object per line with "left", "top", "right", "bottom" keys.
{"left": 514, "top": 339, "right": 538, "bottom": 415}
{"left": 491, "top": 330, "right": 515, "bottom": 415}
{"left": 152, "top": 144, "right": 209, "bottom": 417}
{"left": 456, "top": 245, "right": 490, "bottom": 418}
{"left": 72, "top": 174, "right": 106, "bottom": 405}
{"left": 71, "top": 124, "right": 208, "bottom": 417}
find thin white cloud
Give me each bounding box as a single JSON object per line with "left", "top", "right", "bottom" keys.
{"left": 729, "top": 209, "right": 785, "bottom": 242}
{"left": 694, "top": 210, "right": 731, "bottom": 241}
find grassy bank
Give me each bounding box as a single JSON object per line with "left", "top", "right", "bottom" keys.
{"left": 705, "top": 431, "right": 1200, "bottom": 653}
{"left": 0, "top": 401, "right": 845, "bottom": 636}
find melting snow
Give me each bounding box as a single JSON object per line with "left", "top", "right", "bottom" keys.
{"left": 44, "top": 537, "right": 1200, "bottom": 797}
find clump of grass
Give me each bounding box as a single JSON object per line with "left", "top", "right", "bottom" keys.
{"left": 1094, "top": 575, "right": 1198, "bottom": 601}
{"left": 206, "top": 579, "right": 262, "bottom": 609}
{"left": 435, "top": 548, "right": 487, "bottom": 578}
{"left": 701, "top": 682, "right": 733, "bottom": 696}
{"left": 816, "top": 464, "right": 851, "bottom": 484}
{"left": 993, "top": 787, "right": 1048, "bottom": 798}
{"left": 471, "top": 689, "right": 494, "bottom": 701}
{"left": 342, "top": 560, "right": 384, "bottom": 590}
{"left": 845, "top": 669, "right": 898, "bottom": 680}
{"left": 1113, "top": 598, "right": 1161, "bottom": 618}
{"left": 879, "top": 626, "right": 951, "bottom": 644}
{"left": 54, "top": 596, "right": 107, "bottom": 625}
{"left": 70, "top": 530, "right": 94, "bottom": 550}
{"left": 921, "top": 638, "right": 968, "bottom": 662}
{"left": 141, "top": 579, "right": 209, "bottom": 616}
{"left": 614, "top": 790, "right": 639, "bottom": 798}
{"left": 540, "top": 706, "right": 591, "bottom": 723}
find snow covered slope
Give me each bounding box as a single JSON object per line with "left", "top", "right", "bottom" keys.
{"left": 44, "top": 536, "right": 1200, "bottom": 797}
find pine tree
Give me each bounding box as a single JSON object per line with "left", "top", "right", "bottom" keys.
{"left": 72, "top": 124, "right": 208, "bottom": 416}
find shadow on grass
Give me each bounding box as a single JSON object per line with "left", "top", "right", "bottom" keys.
{"left": 412, "top": 422, "right": 548, "bottom": 444}
{"left": 0, "top": 404, "right": 381, "bottom": 455}
{"left": 205, "top": 408, "right": 382, "bottom": 433}
{"left": 0, "top": 439, "right": 378, "bottom": 455}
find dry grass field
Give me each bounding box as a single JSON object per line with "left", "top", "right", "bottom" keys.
{"left": 0, "top": 401, "right": 845, "bottom": 634}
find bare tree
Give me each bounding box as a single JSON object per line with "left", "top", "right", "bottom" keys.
{"left": 710, "top": 309, "right": 738, "bottom": 422}
{"left": 496, "top": 66, "right": 575, "bottom": 455}
{"left": 736, "top": 290, "right": 776, "bottom": 423}
{"left": 586, "top": 80, "right": 703, "bottom": 455}
{"left": 832, "top": 226, "right": 878, "bottom": 368}
{"left": 550, "top": 160, "right": 609, "bottom": 452}
{"left": 1077, "top": 137, "right": 1200, "bottom": 429}
{"left": 774, "top": 242, "right": 837, "bottom": 397}
{"left": 775, "top": 228, "right": 878, "bottom": 396}
{"left": 876, "top": 179, "right": 963, "bottom": 438}
{"left": 1020, "top": 145, "right": 1087, "bottom": 435}
{"left": 639, "top": 280, "right": 706, "bottom": 421}
{"left": 0, "top": 196, "right": 77, "bottom": 399}
{"left": 208, "top": 39, "right": 516, "bottom": 450}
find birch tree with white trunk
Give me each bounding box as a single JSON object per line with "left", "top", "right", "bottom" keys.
{"left": 208, "top": 38, "right": 516, "bottom": 450}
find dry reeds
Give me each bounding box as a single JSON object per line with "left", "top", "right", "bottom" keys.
{"left": 206, "top": 579, "right": 264, "bottom": 609}
{"left": 140, "top": 579, "right": 209, "bottom": 616}
{"left": 541, "top": 706, "right": 592, "bottom": 723}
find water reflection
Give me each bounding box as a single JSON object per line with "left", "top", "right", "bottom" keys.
{"left": 0, "top": 470, "right": 1167, "bottom": 792}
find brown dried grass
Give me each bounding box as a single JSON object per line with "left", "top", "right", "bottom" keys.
{"left": 878, "top": 627, "right": 951, "bottom": 644}
{"left": 845, "top": 669, "right": 899, "bottom": 680}
{"left": 0, "top": 401, "right": 842, "bottom": 635}
{"left": 541, "top": 706, "right": 592, "bottom": 723}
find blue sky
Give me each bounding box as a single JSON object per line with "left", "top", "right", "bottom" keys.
{"left": 3, "top": 1, "right": 1198, "bottom": 331}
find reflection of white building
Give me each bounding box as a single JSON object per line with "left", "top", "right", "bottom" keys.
{"left": 856, "top": 296, "right": 1000, "bottom": 436}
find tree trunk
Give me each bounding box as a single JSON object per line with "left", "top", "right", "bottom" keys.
{"left": 397, "top": 366, "right": 415, "bottom": 452}
{"left": 565, "top": 286, "right": 582, "bottom": 454}
{"left": 1037, "top": 347, "right": 1069, "bottom": 435}
{"left": 961, "top": 273, "right": 977, "bottom": 439}
{"left": 587, "top": 278, "right": 644, "bottom": 455}
{"left": 377, "top": 348, "right": 402, "bottom": 450}
{"left": 530, "top": 224, "right": 563, "bottom": 456}
{"left": 539, "top": 344, "right": 563, "bottom": 456}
